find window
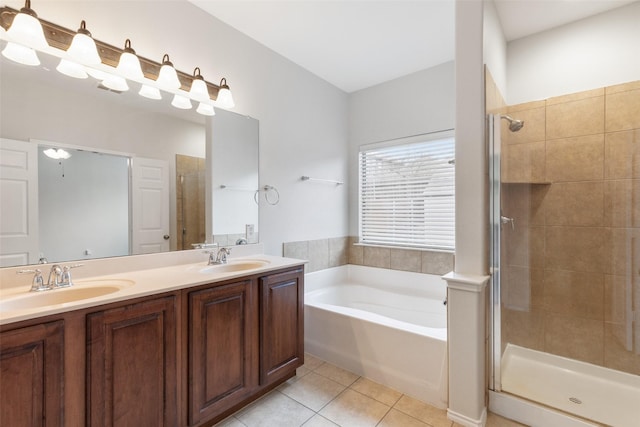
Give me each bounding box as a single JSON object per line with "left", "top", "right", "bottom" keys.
{"left": 359, "top": 133, "right": 455, "bottom": 251}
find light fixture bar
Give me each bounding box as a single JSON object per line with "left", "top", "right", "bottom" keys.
{"left": 0, "top": 5, "right": 229, "bottom": 103}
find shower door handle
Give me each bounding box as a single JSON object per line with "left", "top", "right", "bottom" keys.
{"left": 500, "top": 216, "right": 515, "bottom": 230}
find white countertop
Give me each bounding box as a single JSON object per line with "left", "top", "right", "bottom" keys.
{"left": 0, "top": 254, "right": 305, "bottom": 326}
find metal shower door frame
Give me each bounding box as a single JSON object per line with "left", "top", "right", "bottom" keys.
{"left": 488, "top": 114, "right": 502, "bottom": 392}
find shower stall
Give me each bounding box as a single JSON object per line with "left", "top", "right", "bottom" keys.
{"left": 487, "top": 72, "right": 640, "bottom": 426}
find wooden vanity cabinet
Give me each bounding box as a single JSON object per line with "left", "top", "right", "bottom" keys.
{"left": 186, "top": 266, "right": 304, "bottom": 426}
{"left": 259, "top": 267, "right": 304, "bottom": 386}
{"left": 188, "top": 279, "right": 258, "bottom": 425}
{"left": 86, "top": 295, "right": 178, "bottom": 427}
{"left": 0, "top": 263, "right": 304, "bottom": 427}
{"left": 0, "top": 321, "right": 64, "bottom": 427}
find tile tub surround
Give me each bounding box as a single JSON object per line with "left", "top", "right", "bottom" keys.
{"left": 283, "top": 237, "right": 454, "bottom": 275}
{"left": 500, "top": 79, "right": 640, "bottom": 376}
{"left": 215, "top": 354, "right": 524, "bottom": 427}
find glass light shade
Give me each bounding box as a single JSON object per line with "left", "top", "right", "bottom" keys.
{"left": 139, "top": 84, "right": 161, "bottom": 100}
{"left": 102, "top": 74, "right": 129, "bottom": 91}
{"left": 7, "top": 11, "right": 47, "bottom": 49}
{"left": 43, "top": 148, "right": 71, "bottom": 160}
{"left": 85, "top": 67, "right": 109, "bottom": 80}
{"left": 216, "top": 86, "right": 235, "bottom": 109}
{"left": 196, "top": 102, "right": 215, "bottom": 116}
{"left": 1, "top": 41, "right": 39, "bottom": 65}
{"left": 157, "top": 64, "right": 181, "bottom": 90}
{"left": 189, "top": 78, "right": 210, "bottom": 102}
{"left": 116, "top": 51, "right": 143, "bottom": 80}
{"left": 67, "top": 32, "right": 100, "bottom": 65}
{"left": 171, "top": 94, "right": 192, "bottom": 110}
{"left": 56, "top": 58, "right": 88, "bottom": 79}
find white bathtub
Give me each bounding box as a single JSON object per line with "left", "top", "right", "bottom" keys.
{"left": 304, "top": 265, "right": 448, "bottom": 408}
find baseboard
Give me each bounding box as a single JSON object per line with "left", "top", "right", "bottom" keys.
{"left": 447, "top": 407, "right": 487, "bottom": 427}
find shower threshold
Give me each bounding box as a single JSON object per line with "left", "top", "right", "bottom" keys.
{"left": 499, "top": 344, "right": 640, "bottom": 427}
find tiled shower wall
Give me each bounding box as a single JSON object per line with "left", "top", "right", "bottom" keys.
{"left": 283, "top": 237, "right": 454, "bottom": 276}
{"left": 500, "top": 80, "right": 640, "bottom": 375}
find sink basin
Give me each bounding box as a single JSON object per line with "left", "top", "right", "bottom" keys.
{"left": 0, "top": 279, "right": 134, "bottom": 312}
{"left": 195, "top": 260, "right": 270, "bottom": 274}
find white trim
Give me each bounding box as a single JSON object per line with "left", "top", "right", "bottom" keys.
{"left": 359, "top": 129, "right": 455, "bottom": 151}
{"left": 443, "top": 272, "right": 489, "bottom": 293}
{"left": 447, "top": 407, "right": 487, "bottom": 427}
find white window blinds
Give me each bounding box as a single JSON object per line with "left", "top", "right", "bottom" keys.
{"left": 359, "top": 135, "right": 455, "bottom": 251}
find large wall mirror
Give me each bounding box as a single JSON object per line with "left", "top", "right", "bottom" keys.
{"left": 0, "top": 50, "right": 259, "bottom": 268}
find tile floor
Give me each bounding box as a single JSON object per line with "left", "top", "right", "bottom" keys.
{"left": 215, "top": 354, "right": 525, "bottom": 427}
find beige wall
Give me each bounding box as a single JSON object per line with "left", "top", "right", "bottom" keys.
{"left": 501, "top": 80, "right": 640, "bottom": 375}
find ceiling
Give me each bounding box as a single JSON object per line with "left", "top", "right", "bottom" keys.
{"left": 189, "top": 0, "right": 636, "bottom": 93}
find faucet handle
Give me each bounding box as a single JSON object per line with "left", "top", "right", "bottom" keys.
{"left": 203, "top": 250, "right": 217, "bottom": 265}
{"left": 59, "top": 264, "right": 83, "bottom": 288}
{"left": 18, "top": 269, "right": 48, "bottom": 292}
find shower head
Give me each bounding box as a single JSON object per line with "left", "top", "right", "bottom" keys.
{"left": 501, "top": 115, "right": 525, "bottom": 132}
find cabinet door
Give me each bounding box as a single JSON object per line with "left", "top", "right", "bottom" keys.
{"left": 188, "top": 280, "right": 257, "bottom": 425}
{"left": 87, "top": 296, "right": 177, "bottom": 427}
{"left": 259, "top": 267, "right": 304, "bottom": 385}
{"left": 0, "top": 321, "right": 64, "bottom": 427}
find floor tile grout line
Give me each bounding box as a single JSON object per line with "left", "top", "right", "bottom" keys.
{"left": 373, "top": 403, "right": 394, "bottom": 427}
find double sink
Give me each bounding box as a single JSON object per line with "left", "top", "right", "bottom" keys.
{"left": 0, "top": 259, "right": 270, "bottom": 314}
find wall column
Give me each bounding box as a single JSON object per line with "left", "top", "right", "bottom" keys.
{"left": 445, "top": 1, "right": 489, "bottom": 426}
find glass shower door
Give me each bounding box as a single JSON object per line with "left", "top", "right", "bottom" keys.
{"left": 489, "top": 84, "right": 640, "bottom": 426}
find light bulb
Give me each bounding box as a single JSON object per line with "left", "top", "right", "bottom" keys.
{"left": 115, "top": 39, "right": 143, "bottom": 80}
{"left": 139, "top": 84, "right": 161, "bottom": 100}
{"left": 156, "top": 54, "right": 181, "bottom": 90}
{"left": 196, "top": 102, "right": 215, "bottom": 116}
{"left": 1, "top": 41, "right": 39, "bottom": 65}
{"left": 56, "top": 59, "right": 88, "bottom": 79}
{"left": 6, "top": 3, "right": 47, "bottom": 49}
{"left": 66, "top": 21, "right": 101, "bottom": 65}
{"left": 171, "top": 93, "right": 192, "bottom": 110}
{"left": 189, "top": 67, "right": 210, "bottom": 102}
{"left": 216, "top": 78, "right": 235, "bottom": 109}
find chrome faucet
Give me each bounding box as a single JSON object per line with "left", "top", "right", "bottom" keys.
{"left": 17, "top": 263, "right": 83, "bottom": 292}
{"left": 208, "top": 247, "right": 232, "bottom": 265}
{"left": 47, "top": 264, "right": 63, "bottom": 288}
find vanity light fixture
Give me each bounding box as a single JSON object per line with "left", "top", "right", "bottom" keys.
{"left": 43, "top": 148, "right": 71, "bottom": 160}
{"left": 1, "top": 0, "right": 47, "bottom": 66}
{"left": 156, "top": 54, "right": 181, "bottom": 90}
{"left": 101, "top": 73, "right": 129, "bottom": 92}
{"left": 65, "top": 20, "right": 101, "bottom": 65}
{"left": 171, "top": 93, "right": 192, "bottom": 110}
{"left": 215, "top": 78, "right": 235, "bottom": 109}
{"left": 0, "top": 3, "right": 236, "bottom": 115}
{"left": 115, "top": 39, "right": 143, "bottom": 80}
{"left": 56, "top": 58, "right": 88, "bottom": 79}
{"left": 139, "top": 82, "right": 162, "bottom": 100}
{"left": 85, "top": 67, "right": 109, "bottom": 81}
{"left": 189, "top": 67, "right": 210, "bottom": 102}
{"left": 1, "top": 40, "right": 39, "bottom": 65}
{"left": 196, "top": 102, "right": 215, "bottom": 116}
